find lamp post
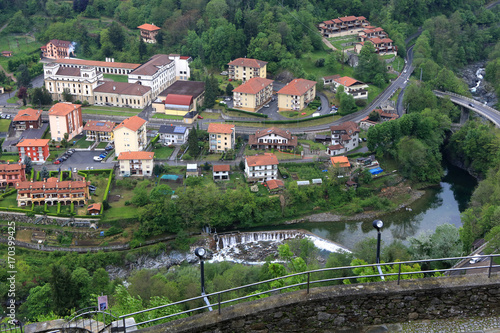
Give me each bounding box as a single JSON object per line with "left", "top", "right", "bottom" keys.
{"left": 194, "top": 247, "right": 213, "bottom": 311}
{"left": 372, "top": 219, "right": 385, "bottom": 280}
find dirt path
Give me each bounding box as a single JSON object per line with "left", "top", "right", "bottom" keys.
{"left": 0, "top": 64, "right": 16, "bottom": 82}
{"left": 322, "top": 37, "right": 337, "bottom": 51}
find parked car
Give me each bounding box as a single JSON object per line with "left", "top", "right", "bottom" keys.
{"left": 197, "top": 115, "right": 203, "bottom": 119}
{"left": 362, "top": 137, "right": 367, "bottom": 142}
{"left": 317, "top": 106, "right": 322, "bottom": 111}
{"left": 470, "top": 255, "right": 482, "bottom": 264}
{"left": 89, "top": 185, "right": 96, "bottom": 191}
{"left": 225, "top": 97, "right": 231, "bottom": 101}
{"left": 60, "top": 156, "right": 68, "bottom": 161}
{"left": 94, "top": 156, "right": 103, "bottom": 162}
{"left": 263, "top": 104, "right": 270, "bottom": 108}
{"left": 105, "top": 145, "right": 113, "bottom": 151}
{"left": 54, "top": 160, "right": 61, "bottom": 164}
{"left": 99, "top": 154, "right": 107, "bottom": 159}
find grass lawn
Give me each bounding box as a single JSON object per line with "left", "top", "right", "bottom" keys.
{"left": 199, "top": 111, "right": 221, "bottom": 119}
{"left": 234, "top": 115, "right": 340, "bottom": 129}
{"left": 0, "top": 193, "right": 22, "bottom": 209}
{"left": 73, "top": 136, "right": 94, "bottom": 148}
{"left": 81, "top": 108, "right": 138, "bottom": 117}
{"left": 328, "top": 35, "right": 359, "bottom": 50}
{"left": 153, "top": 146, "right": 174, "bottom": 159}
{"left": 223, "top": 109, "right": 264, "bottom": 119}
{"left": 0, "top": 119, "right": 11, "bottom": 132}
{"left": 0, "top": 34, "right": 43, "bottom": 74}
{"left": 7, "top": 96, "right": 18, "bottom": 103}
{"left": 244, "top": 148, "right": 302, "bottom": 160}
{"left": 0, "top": 152, "right": 19, "bottom": 162}
{"left": 152, "top": 113, "right": 184, "bottom": 120}
{"left": 203, "top": 153, "right": 223, "bottom": 161}
{"left": 281, "top": 161, "right": 328, "bottom": 180}
{"left": 298, "top": 140, "right": 326, "bottom": 151}
{"left": 103, "top": 74, "right": 129, "bottom": 82}
{"left": 96, "top": 142, "right": 108, "bottom": 148}
{"left": 215, "top": 172, "right": 247, "bottom": 190}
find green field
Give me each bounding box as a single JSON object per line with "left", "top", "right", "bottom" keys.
{"left": 153, "top": 146, "right": 175, "bottom": 159}
{"left": 152, "top": 113, "right": 184, "bottom": 120}
{"left": 0, "top": 119, "right": 11, "bottom": 132}
{"left": 327, "top": 35, "right": 359, "bottom": 50}
{"left": 244, "top": 147, "right": 302, "bottom": 160}
{"left": 0, "top": 34, "right": 43, "bottom": 73}
{"left": 298, "top": 49, "right": 355, "bottom": 83}
{"left": 82, "top": 107, "right": 138, "bottom": 117}
{"left": 103, "top": 74, "right": 129, "bottom": 82}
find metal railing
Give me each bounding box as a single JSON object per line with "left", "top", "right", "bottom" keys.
{"left": 111, "top": 254, "right": 500, "bottom": 332}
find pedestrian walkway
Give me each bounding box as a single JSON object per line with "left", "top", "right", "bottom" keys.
{"left": 366, "top": 316, "right": 500, "bottom": 332}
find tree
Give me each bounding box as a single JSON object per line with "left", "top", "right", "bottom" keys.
{"left": 203, "top": 75, "right": 219, "bottom": 108}
{"left": 225, "top": 83, "right": 234, "bottom": 96}
{"left": 353, "top": 238, "right": 381, "bottom": 264}
{"left": 62, "top": 88, "right": 73, "bottom": 102}
{"left": 187, "top": 128, "right": 199, "bottom": 157}
{"left": 354, "top": 43, "right": 387, "bottom": 84}
{"left": 30, "top": 87, "right": 53, "bottom": 106}
{"left": 108, "top": 22, "right": 125, "bottom": 51}
{"left": 16, "top": 64, "right": 31, "bottom": 88}
{"left": 50, "top": 264, "right": 77, "bottom": 315}
{"left": 138, "top": 38, "right": 147, "bottom": 62}
{"left": 24, "top": 284, "right": 53, "bottom": 320}
{"left": 17, "top": 86, "right": 27, "bottom": 99}
{"left": 368, "top": 111, "right": 381, "bottom": 121}
{"left": 339, "top": 93, "right": 357, "bottom": 115}
{"left": 73, "top": 0, "right": 89, "bottom": 12}
{"left": 23, "top": 156, "right": 32, "bottom": 175}
{"left": 41, "top": 166, "right": 49, "bottom": 181}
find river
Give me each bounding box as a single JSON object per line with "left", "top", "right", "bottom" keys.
{"left": 248, "top": 161, "right": 477, "bottom": 251}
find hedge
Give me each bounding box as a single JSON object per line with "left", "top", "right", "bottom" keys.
{"left": 102, "top": 170, "right": 114, "bottom": 202}
{"left": 230, "top": 113, "right": 334, "bottom": 125}
{"left": 78, "top": 169, "right": 114, "bottom": 177}
{"left": 0, "top": 189, "right": 17, "bottom": 199}
{"left": 0, "top": 207, "right": 32, "bottom": 213}
{"left": 57, "top": 202, "right": 61, "bottom": 214}
{"left": 226, "top": 108, "right": 268, "bottom": 118}
{"left": 151, "top": 134, "right": 160, "bottom": 145}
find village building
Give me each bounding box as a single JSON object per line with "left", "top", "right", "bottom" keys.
{"left": 327, "top": 121, "right": 360, "bottom": 156}
{"left": 55, "top": 58, "right": 140, "bottom": 75}
{"left": 15, "top": 177, "right": 91, "bottom": 207}
{"left": 318, "top": 16, "right": 370, "bottom": 38}
{"left": 158, "top": 125, "right": 189, "bottom": 145}
{"left": 84, "top": 120, "right": 116, "bottom": 142}
{"left": 113, "top": 116, "right": 147, "bottom": 155}
{"left": 1, "top": 51, "right": 12, "bottom": 57}
{"left": 153, "top": 81, "right": 205, "bottom": 114}
{"left": 330, "top": 156, "right": 351, "bottom": 176}
{"left": 118, "top": 151, "right": 154, "bottom": 177}
{"left": 137, "top": 23, "right": 161, "bottom": 44}
{"left": 16, "top": 139, "right": 50, "bottom": 164}
{"left": 277, "top": 79, "right": 317, "bottom": 112}
{"left": 232, "top": 77, "right": 274, "bottom": 111}
{"left": 355, "top": 37, "right": 397, "bottom": 55}
{"left": 207, "top": 123, "right": 235, "bottom": 153}
{"left": 266, "top": 179, "right": 284, "bottom": 192}
{"left": 186, "top": 164, "right": 199, "bottom": 177}
{"left": 87, "top": 203, "right": 102, "bottom": 215}
{"left": 0, "top": 162, "right": 26, "bottom": 188}
{"left": 12, "top": 108, "right": 43, "bottom": 131}
{"left": 359, "top": 109, "right": 399, "bottom": 130}
{"left": 244, "top": 153, "right": 279, "bottom": 182}
{"left": 331, "top": 76, "right": 369, "bottom": 99}
{"left": 41, "top": 39, "right": 75, "bottom": 59}
{"left": 358, "top": 27, "right": 387, "bottom": 42}
{"left": 227, "top": 58, "right": 267, "bottom": 82}
{"left": 48, "top": 102, "right": 84, "bottom": 142}
{"left": 213, "top": 164, "right": 230, "bottom": 181}
{"left": 248, "top": 127, "right": 298, "bottom": 151}
{"left": 93, "top": 81, "right": 152, "bottom": 109}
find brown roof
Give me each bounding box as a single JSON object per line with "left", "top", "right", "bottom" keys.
{"left": 55, "top": 66, "right": 80, "bottom": 76}
{"left": 56, "top": 58, "right": 140, "bottom": 70}
{"left": 0, "top": 163, "right": 25, "bottom": 172}
{"left": 137, "top": 23, "right": 161, "bottom": 31}
{"left": 323, "top": 74, "right": 341, "bottom": 80}
{"left": 118, "top": 151, "right": 154, "bottom": 160}
{"left": 246, "top": 153, "right": 279, "bottom": 167}
{"left": 114, "top": 116, "right": 147, "bottom": 132}
{"left": 228, "top": 58, "right": 267, "bottom": 68}
{"left": 233, "top": 77, "right": 274, "bottom": 94}
{"left": 84, "top": 120, "right": 116, "bottom": 132}
{"left": 213, "top": 165, "right": 230, "bottom": 172}
{"left": 130, "top": 54, "right": 172, "bottom": 76}
{"left": 13, "top": 108, "right": 42, "bottom": 122}
{"left": 330, "top": 156, "right": 351, "bottom": 168}
{"left": 266, "top": 179, "right": 284, "bottom": 190}
{"left": 254, "top": 127, "right": 292, "bottom": 139}
{"left": 49, "top": 103, "right": 81, "bottom": 116}
{"left": 48, "top": 39, "right": 72, "bottom": 48}
{"left": 330, "top": 121, "right": 359, "bottom": 134}
{"left": 277, "top": 79, "right": 317, "bottom": 96}
{"left": 94, "top": 81, "right": 151, "bottom": 96}
{"left": 16, "top": 177, "right": 89, "bottom": 190}
{"left": 333, "top": 76, "right": 364, "bottom": 87}
{"left": 207, "top": 123, "right": 234, "bottom": 134}
{"left": 88, "top": 203, "right": 102, "bottom": 211}
{"left": 328, "top": 144, "right": 344, "bottom": 150}
{"left": 16, "top": 139, "right": 50, "bottom": 147}
{"left": 339, "top": 16, "right": 358, "bottom": 22}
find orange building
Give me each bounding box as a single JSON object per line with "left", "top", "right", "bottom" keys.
{"left": 137, "top": 23, "right": 161, "bottom": 43}
{"left": 41, "top": 39, "right": 74, "bottom": 59}
{"left": 0, "top": 162, "right": 26, "bottom": 188}
{"left": 12, "top": 108, "right": 43, "bottom": 130}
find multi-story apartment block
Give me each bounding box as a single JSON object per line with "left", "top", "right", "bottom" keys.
{"left": 158, "top": 125, "right": 189, "bottom": 145}
{"left": 277, "top": 79, "right": 317, "bottom": 112}
{"left": 227, "top": 58, "right": 267, "bottom": 82}
{"left": 137, "top": 23, "right": 161, "bottom": 44}
{"left": 0, "top": 162, "right": 26, "bottom": 188}
{"left": 15, "top": 177, "right": 90, "bottom": 207}
{"left": 244, "top": 153, "right": 279, "bottom": 182}
{"left": 232, "top": 77, "right": 273, "bottom": 111}
{"left": 16, "top": 139, "right": 50, "bottom": 163}
{"left": 113, "top": 116, "right": 147, "bottom": 155}
{"left": 48, "top": 102, "right": 84, "bottom": 142}
{"left": 84, "top": 120, "right": 116, "bottom": 142}
{"left": 327, "top": 121, "right": 360, "bottom": 156}
{"left": 332, "top": 76, "right": 369, "bottom": 99}
{"left": 318, "top": 16, "right": 369, "bottom": 38}
{"left": 93, "top": 82, "right": 152, "bottom": 109}
{"left": 44, "top": 62, "right": 102, "bottom": 103}
{"left": 248, "top": 127, "right": 298, "bottom": 151}
{"left": 118, "top": 151, "right": 154, "bottom": 177}
{"left": 12, "top": 108, "right": 42, "bottom": 131}
{"left": 207, "top": 123, "right": 235, "bottom": 153}
{"left": 41, "top": 39, "right": 74, "bottom": 59}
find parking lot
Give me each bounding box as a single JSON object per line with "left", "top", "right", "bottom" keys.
{"left": 40, "top": 150, "right": 116, "bottom": 172}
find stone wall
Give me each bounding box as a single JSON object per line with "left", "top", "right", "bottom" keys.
{"left": 137, "top": 274, "right": 500, "bottom": 333}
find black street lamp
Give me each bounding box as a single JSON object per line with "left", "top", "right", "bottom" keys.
{"left": 194, "top": 247, "right": 213, "bottom": 311}
{"left": 372, "top": 219, "right": 384, "bottom": 264}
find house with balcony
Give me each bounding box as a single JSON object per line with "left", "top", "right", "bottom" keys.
{"left": 358, "top": 27, "right": 387, "bottom": 42}
{"left": 213, "top": 164, "right": 230, "bottom": 181}
{"left": 0, "top": 162, "right": 26, "bottom": 188}
{"left": 48, "top": 102, "right": 84, "bottom": 142}
{"left": 118, "top": 151, "right": 154, "bottom": 177}
{"left": 12, "top": 108, "right": 42, "bottom": 131}
{"left": 277, "top": 79, "right": 317, "bottom": 112}
{"left": 41, "top": 39, "right": 74, "bottom": 59}
{"left": 332, "top": 76, "right": 369, "bottom": 100}
{"left": 158, "top": 125, "right": 189, "bottom": 145}
{"left": 84, "top": 120, "right": 116, "bottom": 142}
{"left": 227, "top": 58, "right": 267, "bottom": 82}
{"left": 248, "top": 127, "right": 297, "bottom": 151}
{"left": 318, "top": 16, "right": 369, "bottom": 38}
{"left": 113, "top": 116, "right": 147, "bottom": 155}
{"left": 355, "top": 37, "right": 397, "bottom": 55}
{"left": 244, "top": 153, "right": 279, "bottom": 182}
{"left": 327, "top": 121, "right": 360, "bottom": 156}
{"left": 16, "top": 139, "right": 50, "bottom": 164}
{"left": 359, "top": 109, "right": 399, "bottom": 130}
{"left": 207, "top": 123, "right": 235, "bottom": 153}
{"left": 232, "top": 77, "right": 274, "bottom": 112}
{"left": 137, "top": 23, "right": 161, "bottom": 44}
{"left": 15, "top": 177, "right": 90, "bottom": 207}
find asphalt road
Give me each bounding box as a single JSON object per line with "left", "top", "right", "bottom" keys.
{"left": 37, "top": 150, "right": 116, "bottom": 172}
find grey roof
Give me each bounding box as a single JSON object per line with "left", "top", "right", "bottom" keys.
{"left": 130, "top": 54, "right": 172, "bottom": 76}
{"left": 158, "top": 81, "right": 205, "bottom": 99}
{"left": 56, "top": 67, "right": 80, "bottom": 77}
{"left": 94, "top": 81, "right": 151, "bottom": 96}
{"left": 159, "top": 125, "right": 188, "bottom": 135}
{"left": 184, "top": 111, "right": 196, "bottom": 119}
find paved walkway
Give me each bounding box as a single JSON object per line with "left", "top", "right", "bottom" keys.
{"left": 366, "top": 316, "right": 500, "bottom": 332}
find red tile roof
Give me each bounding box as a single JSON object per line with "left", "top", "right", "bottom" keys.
{"left": 277, "top": 79, "right": 317, "bottom": 96}
{"left": 0, "top": 163, "right": 25, "bottom": 172}
{"left": 114, "top": 116, "right": 147, "bottom": 132}
{"left": 137, "top": 23, "right": 161, "bottom": 31}
{"left": 233, "top": 77, "right": 273, "bottom": 94}
{"left": 228, "top": 58, "right": 267, "bottom": 68}
{"left": 323, "top": 74, "right": 341, "bottom": 80}
{"left": 213, "top": 164, "right": 230, "bottom": 172}
{"left": 16, "top": 139, "right": 50, "bottom": 147}
{"left": 164, "top": 94, "right": 193, "bottom": 106}
{"left": 56, "top": 58, "right": 140, "bottom": 69}
{"left": 207, "top": 123, "right": 234, "bottom": 134}
{"left": 88, "top": 203, "right": 102, "bottom": 211}
{"left": 118, "top": 151, "right": 154, "bottom": 160}
{"left": 49, "top": 103, "right": 81, "bottom": 116}
{"left": 330, "top": 156, "right": 351, "bottom": 168}
{"left": 330, "top": 121, "right": 359, "bottom": 134}
{"left": 48, "top": 39, "right": 72, "bottom": 48}
{"left": 333, "top": 76, "right": 365, "bottom": 87}
{"left": 266, "top": 179, "right": 284, "bottom": 190}
{"left": 84, "top": 120, "right": 116, "bottom": 132}
{"left": 13, "top": 108, "right": 42, "bottom": 122}
{"left": 339, "top": 16, "right": 358, "bottom": 22}
{"left": 246, "top": 153, "right": 279, "bottom": 167}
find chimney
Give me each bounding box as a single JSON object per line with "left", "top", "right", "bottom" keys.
{"left": 113, "top": 86, "right": 116, "bottom": 91}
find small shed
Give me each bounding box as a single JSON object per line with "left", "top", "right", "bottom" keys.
{"left": 31, "top": 231, "right": 46, "bottom": 243}
{"left": 186, "top": 163, "right": 199, "bottom": 177}
{"left": 88, "top": 203, "right": 102, "bottom": 215}
{"left": 2, "top": 51, "right": 12, "bottom": 57}
{"left": 266, "top": 179, "right": 284, "bottom": 191}
{"left": 297, "top": 180, "right": 310, "bottom": 186}
{"left": 312, "top": 178, "right": 323, "bottom": 185}
{"left": 346, "top": 180, "right": 358, "bottom": 188}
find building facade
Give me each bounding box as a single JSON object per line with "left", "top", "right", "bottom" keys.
{"left": 227, "top": 58, "right": 267, "bottom": 82}
{"left": 12, "top": 108, "right": 42, "bottom": 131}
{"left": 327, "top": 121, "right": 360, "bottom": 156}
{"left": 118, "top": 151, "right": 154, "bottom": 177}
{"left": 84, "top": 120, "right": 116, "bottom": 142}
{"left": 158, "top": 125, "right": 189, "bottom": 145}
{"left": 15, "top": 177, "right": 90, "bottom": 207}
{"left": 93, "top": 82, "right": 152, "bottom": 109}
{"left": 16, "top": 139, "right": 50, "bottom": 164}
{"left": 244, "top": 153, "right": 279, "bottom": 182}
{"left": 41, "top": 39, "right": 74, "bottom": 59}
{"left": 277, "top": 79, "right": 317, "bottom": 112}
{"left": 137, "top": 23, "right": 161, "bottom": 44}
{"left": 48, "top": 103, "right": 84, "bottom": 142}
{"left": 232, "top": 77, "right": 274, "bottom": 111}
{"left": 113, "top": 116, "right": 147, "bottom": 155}
{"left": 153, "top": 81, "right": 204, "bottom": 114}
{"left": 55, "top": 58, "right": 140, "bottom": 75}
{"left": 318, "top": 16, "right": 369, "bottom": 38}
{"left": 248, "top": 127, "right": 297, "bottom": 151}
{"left": 0, "top": 162, "right": 26, "bottom": 188}
{"left": 207, "top": 123, "right": 235, "bottom": 153}
{"left": 332, "top": 76, "right": 369, "bottom": 99}
{"left": 213, "top": 164, "right": 230, "bottom": 181}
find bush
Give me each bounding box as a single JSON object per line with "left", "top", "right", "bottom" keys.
{"left": 104, "top": 226, "right": 123, "bottom": 237}
{"left": 355, "top": 99, "right": 367, "bottom": 107}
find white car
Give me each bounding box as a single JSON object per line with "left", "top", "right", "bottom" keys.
{"left": 225, "top": 97, "right": 231, "bottom": 101}
{"left": 263, "top": 104, "right": 270, "bottom": 108}
{"left": 93, "top": 156, "right": 103, "bottom": 162}
{"left": 469, "top": 255, "right": 482, "bottom": 264}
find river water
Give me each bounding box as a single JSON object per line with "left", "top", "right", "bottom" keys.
{"left": 248, "top": 161, "right": 477, "bottom": 251}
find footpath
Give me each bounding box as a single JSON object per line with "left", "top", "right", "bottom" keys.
{"left": 366, "top": 316, "right": 500, "bottom": 332}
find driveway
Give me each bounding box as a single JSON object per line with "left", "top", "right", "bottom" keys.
{"left": 37, "top": 150, "right": 116, "bottom": 172}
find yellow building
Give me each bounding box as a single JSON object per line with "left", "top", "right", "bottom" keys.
{"left": 93, "top": 82, "right": 152, "bottom": 109}
{"left": 207, "top": 123, "right": 235, "bottom": 153}
{"left": 113, "top": 116, "right": 147, "bottom": 155}
{"left": 232, "top": 77, "right": 274, "bottom": 112}
{"left": 277, "top": 79, "right": 317, "bottom": 112}
{"left": 84, "top": 120, "right": 116, "bottom": 142}
{"left": 227, "top": 58, "right": 267, "bottom": 82}
{"left": 118, "top": 151, "right": 154, "bottom": 177}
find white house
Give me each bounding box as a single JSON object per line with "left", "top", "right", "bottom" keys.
{"left": 327, "top": 121, "right": 360, "bottom": 156}
{"left": 244, "top": 153, "right": 279, "bottom": 182}
{"left": 158, "top": 125, "right": 189, "bottom": 145}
